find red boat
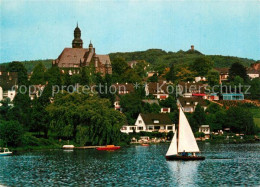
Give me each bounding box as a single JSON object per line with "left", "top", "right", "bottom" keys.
{"left": 141, "top": 144, "right": 149, "bottom": 146}
{"left": 96, "top": 145, "right": 121, "bottom": 151}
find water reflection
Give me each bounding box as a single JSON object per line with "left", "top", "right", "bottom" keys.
{"left": 167, "top": 161, "right": 199, "bottom": 186}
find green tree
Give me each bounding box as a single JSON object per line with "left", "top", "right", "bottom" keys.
{"left": 207, "top": 70, "right": 219, "bottom": 86}
{"left": 229, "top": 62, "right": 248, "bottom": 81}
{"left": 0, "top": 120, "right": 24, "bottom": 147}
{"left": 30, "top": 62, "right": 46, "bottom": 85}
{"left": 111, "top": 57, "right": 129, "bottom": 82}
{"left": 80, "top": 67, "right": 90, "bottom": 85}
{"left": 191, "top": 104, "right": 206, "bottom": 131}
{"left": 248, "top": 78, "right": 260, "bottom": 100}
{"left": 166, "top": 63, "right": 177, "bottom": 83}
{"left": 120, "top": 93, "right": 143, "bottom": 125}
{"left": 226, "top": 106, "right": 256, "bottom": 134}
{"left": 143, "top": 103, "right": 161, "bottom": 114}
{"left": 46, "top": 93, "right": 126, "bottom": 145}
{"left": 7, "top": 61, "right": 28, "bottom": 86}
{"left": 191, "top": 57, "right": 213, "bottom": 76}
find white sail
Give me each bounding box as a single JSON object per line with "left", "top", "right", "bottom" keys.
{"left": 166, "top": 130, "right": 177, "bottom": 156}
{"left": 178, "top": 108, "right": 200, "bottom": 153}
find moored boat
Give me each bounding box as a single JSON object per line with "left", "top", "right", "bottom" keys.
{"left": 62, "top": 145, "right": 75, "bottom": 149}
{"left": 141, "top": 144, "right": 150, "bottom": 146}
{"left": 165, "top": 107, "right": 205, "bottom": 161}
{"left": 0, "top": 148, "right": 12, "bottom": 156}
{"left": 96, "top": 145, "right": 120, "bottom": 151}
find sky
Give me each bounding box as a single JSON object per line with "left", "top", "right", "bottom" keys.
{"left": 0, "top": 0, "right": 260, "bottom": 63}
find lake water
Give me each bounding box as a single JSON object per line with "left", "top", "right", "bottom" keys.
{"left": 0, "top": 143, "right": 260, "bottom": 186}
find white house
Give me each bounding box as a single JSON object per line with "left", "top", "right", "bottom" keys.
{"left": 120, "top": 113, "right": 175, "bottom": 134}
{"left": 0, "top": 87, "right": 3, "bottom": 101}
{"left": 247, "top": 69, "right": 260, "bottom": 79}
{"left": 199, "top": 125, "right": 211, "bottom": 139}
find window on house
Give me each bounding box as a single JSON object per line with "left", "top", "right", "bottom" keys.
{"left": 167, "top": 126, "right": 173, "bottom": 130}
{"left": 130, "top": 127, "right": 136, "bottom": 130}
{"left": 154, "top": 126, "right": 160, "bottom": 130}
{"left": 138, "top": 127, "right": 143, "bottom": 130}
{"left": 154, "top": 120, "right": 159, "bottom": 124}
{"left": 148, "top": 126, "right": 153, "bottom": 130}
{"left": 139, "top": 120, "right": 142, "bottom": 124}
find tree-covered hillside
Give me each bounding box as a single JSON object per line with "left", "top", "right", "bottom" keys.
{"left": 109, "top": 49, "right": 256, "bottom": 69}
{"left": 1, "top": 49, "right": 257, "bottom": 72}
{"left": 1, "top": 59, "right": 52, "bottom": 72}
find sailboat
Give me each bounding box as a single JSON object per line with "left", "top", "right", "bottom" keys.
{"left": 166, "top": 107, "right": 205, "bottom": 161}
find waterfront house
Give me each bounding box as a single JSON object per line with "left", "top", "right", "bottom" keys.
{"left": 199, "top": 125, "right": 211, "bottom": 139}
{"left": 120, "top": 113, "right": 175, "bottom": 134}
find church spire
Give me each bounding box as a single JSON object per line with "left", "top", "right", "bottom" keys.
{"left": 72, "top": 23, "right": 83, "bottom": 48}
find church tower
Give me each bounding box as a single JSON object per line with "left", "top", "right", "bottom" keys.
{"left": 72, "top": 23, "right": 83, "bottom": 48}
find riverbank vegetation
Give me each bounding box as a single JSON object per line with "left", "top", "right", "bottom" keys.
{"left": 0, "top": 54, "right": 259, "bottom": 150}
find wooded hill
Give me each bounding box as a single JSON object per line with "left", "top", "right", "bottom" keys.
{"left": 1, "top": 49, "right": 257, "bottom": 72}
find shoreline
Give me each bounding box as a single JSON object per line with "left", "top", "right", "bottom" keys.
{"left": 9, "top": 139, "right": 260, "bottom": 152}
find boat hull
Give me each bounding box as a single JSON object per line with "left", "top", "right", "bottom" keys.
{"left": 96, "top": 146, "right": 120, "bottom": 151}
{"left": 166, "top": 155, "right": 205, "bottom": 161}
{"left": 0, "top": 153, "right": 12, "bottom": 156}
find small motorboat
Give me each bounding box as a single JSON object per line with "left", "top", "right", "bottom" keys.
{"left": 141, "top": 144, "right": 150, "bottom": 146}
{"left": 0, "top": 148, "right": 12, "bottom": 156}
{"left": 96, "top": 145, "right": 120, "bottom": 151}
{"left": 62, "top": 145, "right": 75, "bottom": 149}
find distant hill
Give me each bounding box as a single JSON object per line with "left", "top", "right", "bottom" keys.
{"left": 1, "top": 59, "right": 53, "bottom": 72}
{"left": 1, "top": 49, "right": 257, "bottom": 72}
{"left": 109, "top": 49, "right": 256, "bottom": 69}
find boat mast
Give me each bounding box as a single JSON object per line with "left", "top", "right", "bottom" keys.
{"left": 177, "top": 106, "right": 181, "bottom": 154}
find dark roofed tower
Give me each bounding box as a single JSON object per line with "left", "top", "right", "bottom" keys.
{"left": 72, "top": 23, "right": 83, "bottom": 48}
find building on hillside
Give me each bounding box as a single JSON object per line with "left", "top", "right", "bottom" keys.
{"left": 29, "top": 85, "right": 45, "bottom": 100}
{"left": 161, "top": 108, "right": 171, "bottom": 113}
{"left": 114, "top": 95, "right": 122, "bottom": 112}
{"left": 199, "top": 125, "right": 211, "bottom": 139}
{"left": 142, "top": 99, "right": 159, "bottom": 105}
{"left": 147, "top": 82, "right": 169, "bottom": 100}
{"left": 127, "top": 61, "right": 138, "bottom": 68}
{"left": 177, "top": 97, "right": 208, "bottom": 113}
{"left": 247, "top": 69, "right": 260, "bottom": 79}
{"left": 52, "top": 24, "right": 112, "bottom": 76}
{"left": 120, "top": 113, "right": 175, "bottom": 134}
{"left": 112, "top": 83, "right": 135, "bottom": 95}
{"left": 178, "top": 82, "right": 208, "bottom": 98}
{"left": 0, "top": 70, "right": 18, "bottom": 102}
{"left": 215, "top": 68, "right": 229, "bottom": 83}
{"left": 195, "top": 76, "right": 206, "bottom": 82}
{"left": 251, "top": 62, "right": 260, "bottom": 71}
{"left": 147, "top": 71, "right": 158, "bottom": 77}
{"left": 208, "top": 93, "right": 219, "bottom": 101}
{"left": 221, "top": 93, "right": 244, "bottom": 100}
